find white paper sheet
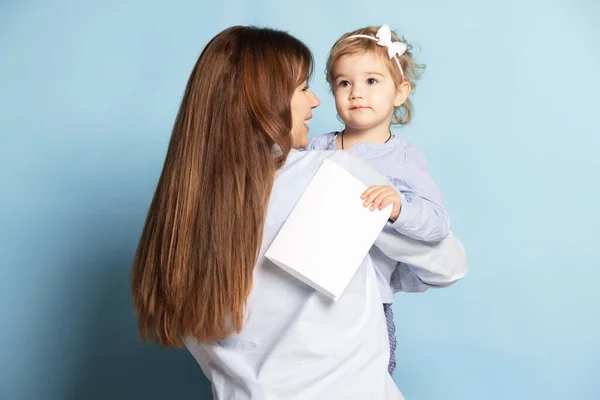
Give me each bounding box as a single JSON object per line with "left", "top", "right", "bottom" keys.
{"left": 265, "top": 159, "right": 392, "bottom": 301}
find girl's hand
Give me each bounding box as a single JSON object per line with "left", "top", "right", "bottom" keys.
{"left": 360, "top": 185, "right": 402, "bottom": 222}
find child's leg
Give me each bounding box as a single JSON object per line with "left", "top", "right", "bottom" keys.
{"left": 383, "top": 303, "right": 397, "bottom": 375}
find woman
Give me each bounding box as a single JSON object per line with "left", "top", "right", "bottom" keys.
{"left": 131, "top": 25, "right": 467, "bottom": 399}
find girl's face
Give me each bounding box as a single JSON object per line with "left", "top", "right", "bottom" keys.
{"left": 332, "top": 52, "right": 409, "bottom": 132}
{"left": 290, "top": 80, "right": 321, "bottom": 149}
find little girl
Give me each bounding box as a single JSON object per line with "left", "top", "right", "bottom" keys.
{"left": 307, "top": 24, "right": 451, "bottom": 375}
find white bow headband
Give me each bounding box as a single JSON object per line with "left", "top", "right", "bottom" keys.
{"left": 342, "top": 24, "right": 407, "bottom": 77}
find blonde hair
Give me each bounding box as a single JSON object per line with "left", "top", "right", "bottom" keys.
{"left": 325, "top": 25, "right": 425, "bottom": 126}
{"left": 131, "top": 26, "right": 314, "bottom": 347}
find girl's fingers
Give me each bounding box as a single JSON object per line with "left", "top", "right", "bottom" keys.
{"left": 378, "top": 196, "right": 396, "bottom": 210}
{"left": 363, "top": 187, "right": 387, "bottom": 207}
{"left": 370, "top": 191, "right": 393, "bottom": 211}
{"left": 361, "top": 185, "right": 383, "bottom": 200}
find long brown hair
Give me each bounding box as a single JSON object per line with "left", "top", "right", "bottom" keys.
{"left": 131, "top": 26, "right": 313, "bottom": 347}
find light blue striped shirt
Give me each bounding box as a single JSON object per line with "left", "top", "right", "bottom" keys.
{"left": 307, "top": 133, "right": 451, "bottom": 302}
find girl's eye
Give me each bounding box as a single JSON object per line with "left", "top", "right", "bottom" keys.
{"left": 367, "top": 78, "right": 378, "bottom": 85}
{"left": 338, "top": 80, "right": 350, "bottom": 87}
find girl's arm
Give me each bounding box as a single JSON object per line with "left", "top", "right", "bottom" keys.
{"left": 335, "top": 151, "right": 467, "bottom": 292}
{"left": 387, "top": 146, "right": 450, "bottom": 242}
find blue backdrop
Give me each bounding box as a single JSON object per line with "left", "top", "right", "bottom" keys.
{"left": 1, "top": 0, "right": 599, "bottom": 399}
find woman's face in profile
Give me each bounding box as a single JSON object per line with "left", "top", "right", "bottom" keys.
{"left": 290, "top": 80, "right": 320, "bottom": 149}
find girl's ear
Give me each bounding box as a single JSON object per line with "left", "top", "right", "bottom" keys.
{"left": 394, "top": 81, "right": 411, "bottom": 107}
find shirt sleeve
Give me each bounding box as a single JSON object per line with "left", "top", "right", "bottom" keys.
{"left": 375, "top": 217, "right": 467, "bottom": 293}
{"left": 388, "top": 146, "right": 450, "bottom": 242}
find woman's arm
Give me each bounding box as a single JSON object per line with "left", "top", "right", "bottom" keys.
{"left": 375, "top": 228, "right": 467, "bottom": 292}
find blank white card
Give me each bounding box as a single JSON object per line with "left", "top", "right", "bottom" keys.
{"left": 265, "top": 159, "right": 392, "bottom": 301}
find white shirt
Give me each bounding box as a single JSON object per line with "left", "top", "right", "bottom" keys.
{"left": 185, "top": 150, "right": 468, "bottom": 399}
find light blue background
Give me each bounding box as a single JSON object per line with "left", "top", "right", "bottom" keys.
{"left": 1, "top": 0, "right": 599, "bottom": 399}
